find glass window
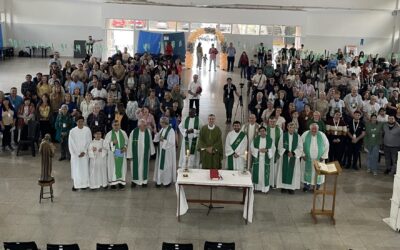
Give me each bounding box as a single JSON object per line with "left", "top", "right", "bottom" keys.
{"left": 284, "top": 26, "right": 297, "bottom": 36}
{"left": 260, "top": 25, "right": 273, "bottom": 35}
{"left": 232, "top": 24, "right": 259, "bottom": 35}
{"left": 149, "top": 21, "right": 177, "bottom": 32}
{"left": 190, "top": 22, "right": 217, "bottom": 31}
{"left": 106, "top": 19, "right": 135, "bottom": 30}
{"left": 177, "top": 22, "right": 190, "bottom": 32}
{"left": 218, "top": 24, "right": 231, "bottom": 33}
{"left": 106, "top": 29, "right": 134, "bottom": 57}
{"left": 273, "top": 26, "right": 284, "bottom": 36}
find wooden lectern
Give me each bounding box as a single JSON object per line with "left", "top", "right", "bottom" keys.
{"left": 311, "top": 160, "right": 342, "bottom": 225}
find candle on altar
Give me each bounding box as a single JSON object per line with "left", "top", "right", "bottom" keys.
{"left": 245, "top": 150, "right": 248, "bottom": 161}
{"left": 186, "top": 149, "right": 190, "bottom": 157}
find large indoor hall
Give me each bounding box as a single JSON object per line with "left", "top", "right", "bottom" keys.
{"left": 0, "top": 0, "right": 400, "bottom": 250}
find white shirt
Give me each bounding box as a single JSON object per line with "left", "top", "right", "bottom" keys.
{"left": 188, "top": 80, "right": 201, "bottom": 100}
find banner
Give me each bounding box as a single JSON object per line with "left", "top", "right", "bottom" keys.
{"left": 163, "top": 32, "right": 186, "bottom": 61}
{"left": 137, "top": 31, "right": 162, "bottom": 54}
{"left": 0, "top": 24, "right": 3, "bottom": 48}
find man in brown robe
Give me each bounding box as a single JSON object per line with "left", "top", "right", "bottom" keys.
{"left": 39, "top": 134, "right": 55, "bottom": 182}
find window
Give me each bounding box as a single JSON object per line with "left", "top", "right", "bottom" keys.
{"left": 260, "top": 25, "right": 273, "bottom": 35}
{"left": 218, "top": 24, "right": 232, "bottom": 33}
{"left": 106, "top": 29, "right": 134, "bottom": 57}
{"left": 232, "top": 24, "right": 260, "bottom": 35}
{"left": 190, "top": 22, "right": 217, "bottom": 31}
{"left": 149, "top": 21, "right": 177, "bottom": 32}
{"left": 177, "top": 22, "right": 190, "bottom": 32}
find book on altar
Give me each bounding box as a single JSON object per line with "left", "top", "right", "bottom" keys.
{"left": 318, "top": 162, "right": 338, "bottom": 173}
{"left": 210, "top": 169, "right": 220, "bottom": 180}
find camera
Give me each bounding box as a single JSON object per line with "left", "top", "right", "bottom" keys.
{"left": 239, "top": 83, "right": 245, "bottom": 88}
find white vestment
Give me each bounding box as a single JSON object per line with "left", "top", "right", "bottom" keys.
{"left": 88, "top": 138, "right": 108, "bottom": 189}
{"left": 300, "top": 131, "right": 329, "bottom": 185}
{"left": 276, "top": 133, "right": 303, "bottom": 190}
{"left": 178, "top": 117, "right": 203, "bottom": 168}
{"left": 225, "top": 130, "right": 248, "bottom": 171}
{"left": 127, "top": 129, "right": 155, "bottom": 185}
{"left": 68, "top": 126, "right": 92, "bottom": 189}
{"left": 267, "top": 126, "right": 283, "bottom": 187}
{"left": 153, "top": 126, "right": 177, "bottom": 185}
{"left": 241, "top": 123, "right": 259, "bottom": 168}
{"left": 104, "top": 129, "right": 129, "bottom": 185}
{"left": 251, "top": 137, "right": 275, "bottom": 193}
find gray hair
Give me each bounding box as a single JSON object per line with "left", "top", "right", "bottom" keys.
{"left": 138, "top": 119, "right": 146, "bottom": 126}
{"left": 309, "top": 123, "right": 319, "bottom": 130}
{"left": 160, "top": 117, "right": 169, "bottom": 125}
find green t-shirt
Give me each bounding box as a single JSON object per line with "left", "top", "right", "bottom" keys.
{"left": 364, "top": 122, "right": 383, "bottom": 147}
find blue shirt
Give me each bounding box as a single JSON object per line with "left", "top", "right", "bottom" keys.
{"left": 8, "top": 95, "right": 24, "bottom": 111}
{"left": 69, "top": 81, "right": 85, "bottom": 96}
{"left": 294, "top": 97, "right": 308, "bottom": 113}
{"left": 327, "top": 59, "right": 338, "bottom": 70}
{"left": 227, "top": 47, "right": 236, "bottom": 57}
{"left": 167, "top": 74, "right": 180, "bottom": 90}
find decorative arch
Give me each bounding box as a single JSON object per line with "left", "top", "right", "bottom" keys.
{"left": 185, "top": 28, "right": 228, "bottom": 70}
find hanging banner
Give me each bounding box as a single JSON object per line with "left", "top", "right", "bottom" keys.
{"left": 0, "top": 24, "right": 3, "bottom": 48}
{"left": 163, "top": 32, "right": 186, "bottom": 61}
{"left": 137, "top": 31, "right": 162, "bottom": 54}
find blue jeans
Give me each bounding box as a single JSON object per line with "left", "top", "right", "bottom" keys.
{"left": 366, "top": 145, "right": 379, "bottom": 172}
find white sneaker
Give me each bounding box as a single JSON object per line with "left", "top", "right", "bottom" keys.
{"left": 367, "top": 169, "right": 371, "bottom": 173}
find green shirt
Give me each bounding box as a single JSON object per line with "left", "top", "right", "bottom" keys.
{"left": 364, "top": 122, "right": 382, "bottom": 147}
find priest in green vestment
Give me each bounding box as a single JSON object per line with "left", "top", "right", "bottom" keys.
{"left": 104, "top": 120, "right": 129, "bottom": 189}
{"left": 277, "top": 122, "right": 303, "bottom": 194}
{"left": 251, "top": 126, "right": 275, "bottom": 193}
{"left": 267, "top": 117, "right": 283, "bottom": 187}
{"left": 197, "top": 114, "right": 223, "bottom": 169}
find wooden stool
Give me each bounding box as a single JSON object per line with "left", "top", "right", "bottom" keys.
{"left": 38, "top": 179, "right": 55, "bottom": 203}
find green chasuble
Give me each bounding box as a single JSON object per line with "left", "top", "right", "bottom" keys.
{"left": 131, "top": 128, "right": 151, "bottom": 181}
{"left": 159, "top": 126, "right": 172, "bottom": 170}
{"left": 112, "top": 130, "right": 125, "bottom": 179}
{"left": 303, "top": 131, "right": 325, "bottom": 184}
{"left": 184, "top": 117, "right": 200, "bottom": 155}
{"left": 281, "top": 132, "right": 299, "bottom": 185}
{"left": 197, "top": 125, "right": 223, "bottom": 169}
{"left": 227, "top": 131, "right": 246, "bottom": 170}
{"left": 252, "top": 135, "right": 273, "bottom": 186}
{"left": 267, "top": 126, "right": 281, "bottom": 162}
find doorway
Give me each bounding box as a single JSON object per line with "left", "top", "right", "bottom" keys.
{"left": 106, "top": 29, "right": 134, "bottom": 57}
{"left": 195, "top": 34, "right": 217, "bottom": 68}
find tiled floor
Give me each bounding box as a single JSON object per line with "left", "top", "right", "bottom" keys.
{"left": 0, "top": 58, "right": 399, "bottom": 250}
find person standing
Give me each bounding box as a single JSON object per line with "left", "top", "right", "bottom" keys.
{"left": 209, "top": 44, "right": 219, "bottom": 71}
{"left": 197, "top": 114, "right": 224, "bottom": 169}
{"left": 239, "top": 52, "right": 249, "bottom": 79}
{"left": 178, "top": 108, "right": 203, "bottom": 169}
{"left": 226, "top": 42, "right": 236, "bottom": 72}
{"left": 68, "top": 116, "right": 92, "bottom": 191}
{"left": 251, "top": 126, "right": 275, "bottom": 193}
{"left": 153, "top": 117, "right": 176, "bottom": 187}
{"left": 1, "top": 99, "right": 16, "bottom": 151}
{"left": 55, "top": 104, "right": 73, "bottom": 161}
{"left": 188, "top": 74, "right": 201, "bottom": 116}
{"left": 383, "top": 115, "right": 400, "bottom": 174}
{"left": 241, "top": 114, "right": 259, "bottom": 168}
{"left": 88, "top": 129, "right": 108, "bottom": 189}
{"left": 127, "top": 119, "right": 155, "bottom": 187}
{"left": 277, "top": 122, "right": 303, "bottom": 194}
{"left": 326, "top": 110, "right": 348, "bottom": 164}
{"left": 257, "top": 42, "right": 265, "bottom": 67}
{"left": 267, "top": 117, "right": 283, "bottom": 187}
{"left": 225, "top": 121, "right": 248, "bottom": 171}
{"left": 300, "top": 123, "right": 329, "bottom": 192}
{"left": 223, "top": 77, "right": 240, "bottom": 124}
{"left": 364, "top": 114, "right": 383, "bottom": 175}
{"left": 345, "top": 111, "right": 366, "bottom": 170}
{"left": 196, "top": 43, "right": 203, "bottom": 69}
{"left": 104, "top": 120, "right": 129, "bottom": 189}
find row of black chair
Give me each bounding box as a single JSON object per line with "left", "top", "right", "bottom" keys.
{"left": 4, "top": 241, "right": 235, "bottom": 250}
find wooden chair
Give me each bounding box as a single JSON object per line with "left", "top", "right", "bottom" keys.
{"left": 38, "top": 179, "right": 55, "bottom": 203}
{"left": 162, "top": 243, "right": 193, "bottom": 250}
{"left": 96, "top": 243, "right": 129, "bottom": 250}
{"left": 204, "top": 241, "right": 235, "bottom": 250}
{"left": 3, "top": 241, "right": 39, "bottom": 250}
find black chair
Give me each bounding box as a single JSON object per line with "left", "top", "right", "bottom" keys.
{"left": 204, "top": 241, "right": 235, "bottom": 250}
{"left": 162, "top": 242, "right": 193, "bottom": 250}
{"left": 17, "top": 120, "right": 40, "bottom": 157}
{"left": 96, "top": 243, "right": 129, "bottom": 250}
{"left": 47, "top": 244, "right": 80, "bottom": 250}
{"left": 3, "top": 241, "right": 39, "bottom": 250}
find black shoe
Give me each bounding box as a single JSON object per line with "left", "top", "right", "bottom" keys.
{"left": 164, "top": 184, "right": 171, "bottom": 188}
{"left": 118, "top": 184, "right": 125, "bottom": 189}
{"left": 281, "top": 189, "right": 287, "bottom": 193}
{"left": 384, "top": 169, "right": 391, "bottom": 175}
{"left": 58, "top": 157, "right": 66, "bottom": 161}
{"left": 72, "top": 186, "right": 77, "bottom": 192}
{"left": 131, "top": 182, "right": 136, "bottom": 188}
{"left": 8, "top": 146, "right": 14, "bottom": 151}
{"left": 81, "top": 188, "right": 87, "bottom": 190}
{"left": 156, "top": 184, "right": 161, "bottom": 188}
{"left": 288, "top": 190, "right": 295, "bottom": 195}
{"left": 102, "top": 186, "right": 108, "bottom": 190}
{"left": 352, "top": 166, "right": 359, "bottom": 171}
{"left": 142, "top": 184, "right": 148, "bottom": 188}
{"left": 302, "top": 187, "right": 309, "bottom": 192}
{"left": 111, "top": 185, "right": 117, "bottom": 190}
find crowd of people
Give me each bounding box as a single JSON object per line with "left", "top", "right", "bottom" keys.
{"left": 1, "top": 41, "right": 400, "bottom": 194}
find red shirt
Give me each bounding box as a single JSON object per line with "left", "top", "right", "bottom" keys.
{"left": 209, "top": 48, "right": 218, "bottom": 60}
{"left": 165, "top": 44, "right": 173, "bottom": 56}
